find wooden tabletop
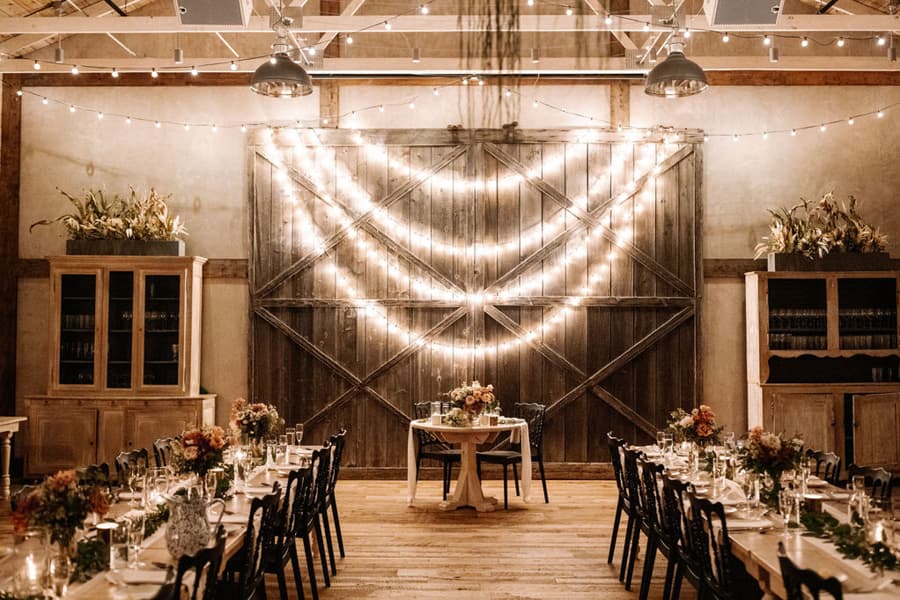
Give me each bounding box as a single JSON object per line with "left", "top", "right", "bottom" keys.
{"left": 0, "top": 417, "right": 26, "bottom": 431}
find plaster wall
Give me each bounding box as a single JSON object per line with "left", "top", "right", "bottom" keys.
{"left": 15, "top": 83, "right": 900, "bottom": 436}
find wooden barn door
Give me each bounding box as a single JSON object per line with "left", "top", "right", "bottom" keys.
{"left": 250, "top": 129, "right": 702, "bottom": 470}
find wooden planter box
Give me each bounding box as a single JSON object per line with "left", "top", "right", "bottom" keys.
{"left": 767, "top": 252, "right": 891, "bottom": 272}
{"left": 66, "top": 239, "right": 185, "bottom": 256}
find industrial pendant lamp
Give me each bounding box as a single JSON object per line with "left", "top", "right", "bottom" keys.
{"left": 250, "top": 14, "right": 313, "bottom": 98}
{"left": 644, "top": 35, "right": 707, "bottom": 98}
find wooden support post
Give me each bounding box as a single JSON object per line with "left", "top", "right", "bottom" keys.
{"left": 609, "top": 79, "right": 630, "bottom": 129}
{"left": 0, "top": 75, "right": 22, "bottom": 417}
{"left": 319, "top": 80, "right": 340, "bottom": 128}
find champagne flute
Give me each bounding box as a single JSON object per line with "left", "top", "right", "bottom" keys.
{"left": 127, "top": 513, "right": 145, "bottom": 568}
{"left": 779, "top": 489, "right": 794, "bottom": 533}
{"left": 295, "top": 423, "right": 304, "bottom": 446}
{"left": 656, "top": 431, "right": 666, "bottom": 452}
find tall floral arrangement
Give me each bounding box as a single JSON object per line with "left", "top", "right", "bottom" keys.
{"left": 12, "top": 470, "right": 110, "bottom": 548}
{"left": 171, "top": 426, "right": 228, "bottom": 477}
{"left": 446, "top": 381, "right": 497, "bottom": 417}
{"left": 229, "top": 397, "right": 282, "bottom": 441}
{"left": 667, "top": 405, "right": 723, "bottom": 446}
{"left": 740, "top": 427, "right": 804, "bottom": 503}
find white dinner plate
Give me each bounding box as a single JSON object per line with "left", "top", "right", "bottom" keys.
{"left": 807, "top": 477, "right": 827, "bottom": 488}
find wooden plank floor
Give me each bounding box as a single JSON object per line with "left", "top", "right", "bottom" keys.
{"left": 285, "top": 480, "right": 674, "bottom": 600}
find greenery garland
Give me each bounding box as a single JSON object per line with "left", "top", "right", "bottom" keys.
{"left": 800, "top": 511, "right": 899, "bottom": 574}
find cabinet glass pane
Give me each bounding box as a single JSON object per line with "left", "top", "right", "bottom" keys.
{"left": 838, "top": 278, "right": 898, "bottom": 351}
{"left": 59, "top": 274, "right": 96, "bottom": 385}
{"left": 107, "top": 271, "right": 134, "bottom": 388}
{"left": 143, "top": 275, "right": 180, "bottom": 386}
{"left": 766, "top": 279, "right": 827, "bottom": 351}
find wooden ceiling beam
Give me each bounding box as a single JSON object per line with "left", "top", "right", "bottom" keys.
{"left": 1, "top": 14, "right": 899, "bottom": 34}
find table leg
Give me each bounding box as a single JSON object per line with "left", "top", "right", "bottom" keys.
{"left": 440, "top": 441, "right": 498, "bottom": 512}
{"left": 1, "top": 431, "right": 13, "bottom": 500}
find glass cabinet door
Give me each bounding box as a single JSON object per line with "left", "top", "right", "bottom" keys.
{"left": 107, "top": 271, "right": 134, "bottom": 389}
{"left": 59, "top": 274, "right": 97, "bottom": 385}
{"left": 838, "top": 278, "right": 898, "bottom": 350}
{"left": 143, "top": 274, "right": 181, "bottom": 387}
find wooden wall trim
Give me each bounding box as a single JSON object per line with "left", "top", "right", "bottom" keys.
{"left": 22, "top": 257, "right": 898, "bottom": 281}
{"left": 12, "top": 71, "right": 900, "bottom": 88}
{"left": 1, "top": 74, "right": 23, "bottom": 416}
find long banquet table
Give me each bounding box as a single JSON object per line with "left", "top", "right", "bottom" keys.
{"left": 636, "top": 445, "right": 899, "bottom": 600}
{"left": 2, "top": 448, "right": 318, "bottom": 599}
{"left": 407, "top": 418, "right": 531, "bottom": 512}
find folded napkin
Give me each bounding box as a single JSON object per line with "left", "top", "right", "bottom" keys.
{"left": 111, "top": 583, "right": 163, "bottom": 600}
{"left": 116, "top": 568, "right": 169, "bottom": 585}
{"left": 220, "top": 514, "right": 247, "bottom": 524}
{"left": 712, "top": 480, "right": 747, "bottom": 507}
{"left": 727, "top": 518, "right": 774, "bottom": 531}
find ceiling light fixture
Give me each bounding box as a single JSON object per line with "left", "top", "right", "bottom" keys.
{"left": 250, "top": 10, "right": 313, "bottom": 98}
{"left": 644, "top": 34, "right": 708, "bottom": 98}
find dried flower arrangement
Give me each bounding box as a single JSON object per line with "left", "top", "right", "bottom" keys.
{"left": 754, "top": 192, "right": 887, "bottom": 260}
{"left": 30, "top": 188, "right": 187, "bottom": 241}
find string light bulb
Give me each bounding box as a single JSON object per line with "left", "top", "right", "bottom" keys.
{"left": 125, "top": 116, "right": 131, "bottom": 124}
{"left": 71, "top": 65, "right": 79, "bottom": 75}
{"left": 191, "top": 66, "right": 198, "bottom": 76}
{"left": 604, "top": 14, "right": 612, "bottom": 26}
{"left": 877, "top": 109, "right": 884, "bottom": 118}
{"left": 212, "top": 124, "right": 218, "bottom": 132}
{"left": 837, "top": 36, "right": 845, "bottom": 47}
{"left": 41, "top": 97, "right": 48, "bottom": 105}
{"left": 527, "top": 0, "right": 534, "bottom": 6}
{"left": 876, "top": 35, "right": 886, "bottom": 46}
{"left": 801, "top": 36, "right": 809, "bottom": 48}
{"left": 97, "top": 112, "right": 104, "bottom": 120}
{"left": 762, "top": 131, "right": 768, "bottom": 140}
{"left": 408, "top": 101, "right": 415, "bottom": 110}
{"left": 241, "top": 124, "right": 248, "bottom": 133}
{"left": 848, "top": 117, "right": 855, "bottom": 125}
{"left": 378, "top": 104, "right": 385, "bottom": 112}
{"left": 643, "top": 21, "right": 650, "bottom": 31}
{"left": 683, "top": 28, "right": 691, "bottom": 39}
{"left": 33, "top": 60, "right": 41, "bottom": 70}
{"left": 565, "top": 5, "right": 573, "bottom": 16}
{"left": 722, "top": 32, "right": 730, "bottom": 43}
{"left": 69, "top": 104, "right": 76, "bottom": 113}
{"left": 433, "top": 88, "right": 440, "bottom": 96}
{"left": 230, "top": 61, "right": 238, "bottom": 70}
{"left": 819, "top": 123, "right": 827, "bottom": 132}
{"left": 308, "top": 47, "right": 317, "bottom": 56}
{"left": 111, "top": 67, "right": 119, "bottom": 78}
{"left": 419, "top": 4, "right": 428, "bottom": 14}
{"left": 154, "top": 120, "right": 161, "bottom": 128}
{"left": 384, "top": 21, "right": 392, "bottom": 30}
{"left": 183, "top": 123, "right": 190, "bottom": 131}
{"left": 790, "top": 129, "right": 797, "bottom": 136}
{"left": 16, "top": 90, "right": 23, "bottom": 97}
{"left": 151, "top": 67, "right": 158, "bottom": 78}
{"left": 346, "top": 35, "right": 354, "bottom": 45}
{"left": 763, "top": 35, "right": 771, "bottom": 46}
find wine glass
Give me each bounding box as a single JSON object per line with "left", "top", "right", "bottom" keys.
{"left": 285, "top": 427, "right": 296, "bottom": 447}
{"left": 47, "top": 552, "right": 72, "bottom": 597}
{"left": 295, "top": 423, "right": 304, "bottom": 446}
{"left": 779, "top": 489, "right": 794, "bottom": 534}
{"left": 656, "top": 431, "right": 667, "bottom": 452}
{"left": 126, "top": 514, "right": 145, "bottom": 568}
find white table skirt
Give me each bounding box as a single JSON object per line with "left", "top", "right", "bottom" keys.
{"left": 407, "top": 418, "right": 532, "bottom": 512}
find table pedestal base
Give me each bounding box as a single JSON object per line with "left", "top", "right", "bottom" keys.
{"left": 439, "top": 440, "right": 498, "bottom": 512}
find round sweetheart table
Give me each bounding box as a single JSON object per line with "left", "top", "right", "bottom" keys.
{"left": 406, "top": 418, "right": 532, "bottom": 512}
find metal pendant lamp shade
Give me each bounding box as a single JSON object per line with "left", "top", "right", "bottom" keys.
{"left": 250, "top": 52, "right": 313, "bottom": 98}
{"left": 644, "top": 38, "right": 708, "bottom": 98}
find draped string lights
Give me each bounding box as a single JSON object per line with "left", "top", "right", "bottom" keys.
{"left": 257, "top": 126, "right": 680, "bottom": 357}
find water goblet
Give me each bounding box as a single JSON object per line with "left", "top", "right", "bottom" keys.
{"left": 285, "top": 427, "right": 297, "bottom": 447}
{"left": 126, "top": 514, "right": 145, "bottom": 568}
{"left": 47, "top": 552, "right": 72, "bottom": 598}
{"left": 109, "top": 522, "right": 129, "bottom": 572}
{"left": 278, "top": 434, "right": 289, "bottom": 465}
{"left": 656, "top": 430, "right": 667, "bottom": 452}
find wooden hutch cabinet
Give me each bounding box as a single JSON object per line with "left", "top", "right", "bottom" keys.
{"left": 24, "top": 256, "right": 216, "bottom": 476}
{"left": 746, "top": 271, "right": 900, "bottom": 472}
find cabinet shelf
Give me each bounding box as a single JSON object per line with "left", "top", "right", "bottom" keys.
{"left": 109, "top": 329, "right": 133, "bottom": 334}
{"left": 61, "top": 328, "right": 94, "bottom": 333}
{"left": 145, "top": 329, "right": 179, "bottom": 334}
{"left": 60, "top": 360, "right": 94, "bottom": 364}
{"left": 61, "top": 296, "right": 95, "bottom": 301}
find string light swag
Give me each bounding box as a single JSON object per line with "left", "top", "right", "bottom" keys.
{"left": 259, "top": 127, "right": 682, "bottom": 356}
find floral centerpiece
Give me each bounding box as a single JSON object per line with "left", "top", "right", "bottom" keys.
{"left": 739, "top": 426, "right": 804, "bottom": 504}
{"left": 229, "top": 397, "right": 282, "bottom": 442}
{"left": 667, "top": 405, "right": 723, "bottom": 447}
{"left": 171, "top": 426, "right": 229, "bottom": 478}
{"left": 12, "top": 470, "right": 110, "bottom": 549}
{"left": 446, "top": 381, "right": 498, "bottom": 419}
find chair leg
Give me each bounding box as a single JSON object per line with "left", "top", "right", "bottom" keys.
{"left": 662, "top": 556, "right": 676, "bottom": 600}
{"left": 302, "top": 534, "right": 319, "bottom": 600}
{"left": 477, "top": 458, "right": 482, "bottom": 480}
{"left": 276, "top": 563, "right": 290, "bottom": 600}
{"left": 624, "top": 522, "right": 641, "bottom": 591}
{"left": 313, "top": 519, "right": 331, "bottom": 588}
{"left": 331, "top": 498, "right": 345, "bottom": 558}
{"left": 415, "top": 455, "right": 421, "bottom": 481}
{"left": 638, "top": 534, "right": 657, "bottom": 600}
{"left": 619, "top": 513, "right": 634, "bottom": 582}
{"left": 670, "top": 563, "right": 684, "bottom": 600}
{"left": 502, "top": 464, "right": 509, "bottom": 510}
{"left": 321, "top": 509, "right": 337, "bottom": 576}
{"left": 608, "top": 497, "right": 623, "bottom": 564}
{"left": 512, "top": 462, "right": 520, "bottom": 497}
{"left": 289, "top": 542, "right": 306, "bottom": 600}
{"left": 538, "top": 458, "right": 549, "bottom": 503}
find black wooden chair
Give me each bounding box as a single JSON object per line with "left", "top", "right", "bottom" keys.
{"left": 220, "top": 483, "right": 282, "bottom": 600}
{"left": 637, "top": 457, "right": 679, "bottom": 600}
{"left": 661, "top": 475, "right": 704, "bottom": 600}
{"left": 778, "top": 541, "right": 843, "bottom": 600}
{"left": 606, "top": 432, "right": 632, "bottom": 567}
{"left": 476, "top": 402, "right": 549, "bottom": 509}
{"left": 320, "top": 429, "right": 347, "bottom": 576}
{"left": 413, "top": 401, "right": 459, "bottom": 500}
{"left": 807, "top": 450, "right": 841, "bottom": 485}
{"left": 153, "top": 437, "right": 177, "bottom": 469}
{"left": 292, "top": 445, "right": 333, "bottom": 600}
{"left": 263, "top": 470, "right": 307, "bottom": 600}
{"left": 152, "top": 525, "right": 228, "bottom": 600}
{"left": 620, "top": 446, "right": 646, "bottom": 591}
{"left": 847, "top": 464, "right": 893, "bottom": 500}
{"left": 689, "top": 494, "right": 763, "bottom": 600}
{"left": 114, "top": 448, "right": 150, "bottom": 485}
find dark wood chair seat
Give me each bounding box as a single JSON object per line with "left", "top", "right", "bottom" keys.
{"left": 778, "top": 541, "right": 843, "bottom": 599}
{"left": 413, "top": 401, "right": 460, "bottom": 500}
